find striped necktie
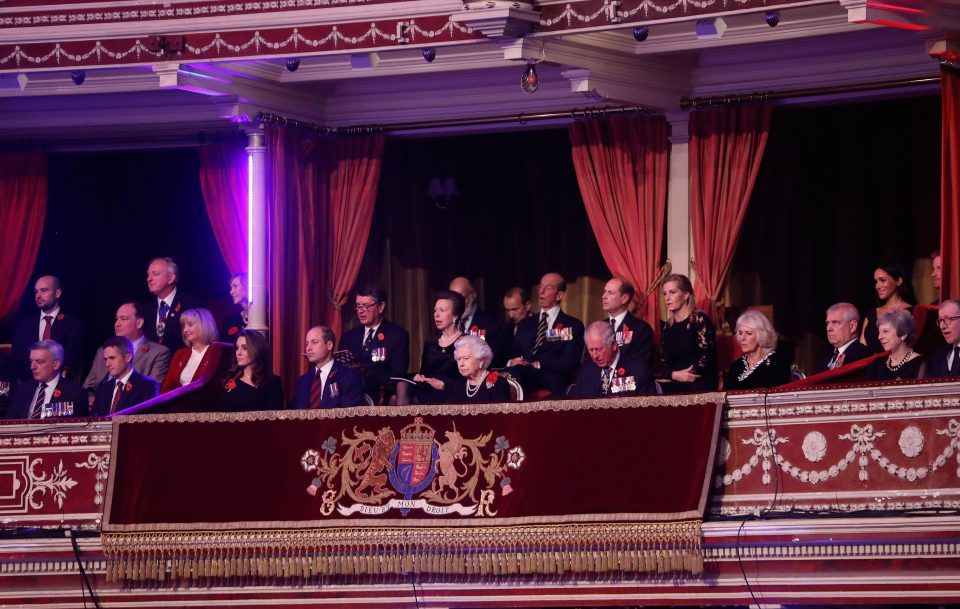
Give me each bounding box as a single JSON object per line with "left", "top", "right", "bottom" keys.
{"left": 29, "top": 382, "right": 47, "bottom": 419}
{"left": 110, "top": 380, "right": 124, "bottom": 414}
{"left": 533, "top": 312, "right": 548, "bottom": 354}
{"left": 309, "top": 369, "right": 324, "bottom": 409}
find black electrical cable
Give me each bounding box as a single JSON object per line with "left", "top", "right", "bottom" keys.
{"left": 69, "top": 531, "right": 103, "bottom": 609}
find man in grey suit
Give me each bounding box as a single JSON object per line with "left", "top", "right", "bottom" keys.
{"left": 83, "top": 302, "right": 171, "bottom": 401}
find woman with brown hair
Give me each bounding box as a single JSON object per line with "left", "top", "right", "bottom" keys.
{"left": 220, "top": 329, "right": 283, "bottom": 412}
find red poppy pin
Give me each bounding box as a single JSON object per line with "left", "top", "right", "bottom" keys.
{"left": 486, "top": 371, "right": 499, "bottom": 383}
{"left": 622, "top": 324, "right": 629, "bottom": 332}
{"left": 377, "top": 332, "right": 385, "bottom": 341}
{"left": 224, "top": 379, "right": 237, "bottom": 392}
{"left": 174, "top": 304, "right": 181, "bottom": 313}
{"left": 555, "top": 323, "right": 565, "bottom": 330}
{"left": 471, "top": 325, "right": 479, "bottom": 333}
{"left": 617, "top": 367, "right": 626, "bottom": 376}
{"left": 140, "top": 345, "right": 148, "bottom": 354}
{"left": 125, "top": 383, "right": 133, "bottom": 392}
{"left": 56, "top": 313, "right": 64, "bottom": 321}
{"left": 228, "top": 326, "right": 239, "bottom": 336}
{"left": 53, "top": 389, "right": 62, "bottom": 398}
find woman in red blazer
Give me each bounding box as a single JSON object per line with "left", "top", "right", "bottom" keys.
{"left": 160, "top": 308, "right": 222, "bottom": 394}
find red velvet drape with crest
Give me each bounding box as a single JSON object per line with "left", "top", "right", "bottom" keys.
{"left": 689, "top": 105, "right": 771, "bottom": 326}
{"left": 941, "top": 64, "right": 960, "bottom": 301}
{"left": 267, "top": 127, "right": 384, "bottom": 398}
{"left": 0, "top": 153, "right": 47, "bottom": 322}
{"left": 198, "top": 143, "right": 249, "bottom": 276}
{"left": 569, "top": 115, "right": 669, "bottom": 336}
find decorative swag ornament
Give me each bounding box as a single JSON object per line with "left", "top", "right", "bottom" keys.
{"left": 102, "top": 394, "right": 723, "bottom": 583}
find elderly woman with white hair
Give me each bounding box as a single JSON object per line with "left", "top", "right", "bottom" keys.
{"left": 443, "top": 335, "right": 512, "bottom": 404}
{"left": 867, "top": 308, "right": 924, "bottom": 381}
{"left": 723, "top": 310, "right": 792, "bottom": 391}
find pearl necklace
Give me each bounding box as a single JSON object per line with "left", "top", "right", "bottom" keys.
{"left": 737, "top": 350, "right": 774, "bottom": 383}
{"left": 439, "top": 331, "right": 462, "bottom": 353}
{"left": 886, "top": 348, "right": 914, "bottom": 372}
{"left": 465, "top": 378, "right": 483, "bottom": 398}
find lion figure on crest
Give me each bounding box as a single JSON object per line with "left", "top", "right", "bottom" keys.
{"left": 353, "top": 427, "right": 396, "bottom": 498}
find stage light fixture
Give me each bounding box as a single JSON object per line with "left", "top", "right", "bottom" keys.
{"left": 70, "top": 71, "right": 86, "bottom": 85}
{"left": 765, "top": 10, "right": 781, "bottom": 27}
{"left": 422, "top": 48, "right": 437, "bottom": 63}
{"left": 285, "top": 57, "right": 301, "bottom": 72}
{"left": 521, "top": 62, "right": 539, "bottom": 94}
{"left": 632, "top": 25, "right": 649, "bottom": 42}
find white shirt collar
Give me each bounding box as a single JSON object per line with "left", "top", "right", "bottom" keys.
{"left": 609, "top": 311, "right": 628, "bottom": 328}
{"left": 364, "top": 322, "right": 381, "bottom": 335}
{"left": 838, "top": 338, "right": 858, "bottom": 354}
{"left": 132, "top": 336, "right": 146, "bottom": 353}
{"left": 316, "top": 359, "right": 335, "bottom": 379}
{"left": 541, "top": 305, "right": 561, "bottom": 328}
{"left": 159, "top": 287, "right": 178, "bottom": 308}
{"left": 114, "top": 368, "right": 134, "bottom": 385}
{"left": 41, "top": 306, "right": 61, "bottom": 320}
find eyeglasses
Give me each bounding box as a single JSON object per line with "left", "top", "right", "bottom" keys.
{"left": 355, "top": 302, "right": 379, "bottom": 311}
{"left": 937, "top": 315, "right": 960, "bottom": 327}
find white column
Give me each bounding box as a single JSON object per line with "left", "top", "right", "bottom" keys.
{"left": 666, "top": 112, "right": 691, "bottom": 281}
{"left": 245, "top": 127, "right": 268, "bottom": 333}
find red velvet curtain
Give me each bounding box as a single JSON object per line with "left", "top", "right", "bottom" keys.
{"left": 941, "top": 64, "right": 960, "bottom": 301}
{"left": 689, "top": 105, "right": 771, "bottom": 326}
{"left": 267, "top": 127, "right": 384, "bottom": 398}
{"left": 569, "top": 115, "right": 669, "bottom": 335}
{"left": 0, "top": 153, "right": 47, "bottom": 323}
{"left": 199, "top": 143, "right": 248, "bottom": 276}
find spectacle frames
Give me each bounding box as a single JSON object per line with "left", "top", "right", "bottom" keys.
{"left": 937, "top": 315, "right": 960, "bottom": 327}
{"left": 355, "top": 302, "right": 379, "bottom": 312}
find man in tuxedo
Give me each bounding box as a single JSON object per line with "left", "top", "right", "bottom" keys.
{"left": 339, "top": 284, "right": 410, "bottom": 402}
{"left": 816, "top": 302, "right": 873, "bottom": 374}
{"left": 91, "top": 336, "right": 160, "bottom": 416}
{"left": 569, "top": 321, "right": 655, "bottom": 398}
{"left": 84, "top": 302, "right": 171, "bottom": 399}
{"left": 12, "top": 275, "right": 85, "bottom": 382}
{"left": 507, "top": 272, "right": 585, "bottom": 396}
{"left": 6, "top": 340, "right": 88, "bottom": 419}
{"left": 142, "top": 257, "right": 202, "bottom": 352}
{"left": 600, "top": 277, "right": 653, "bottom": 366}
{"left": 928, "top": 299, "right": 960, "bottom": 378}
{"left": 292, "top": 326, "right": 364, "bottom": 409}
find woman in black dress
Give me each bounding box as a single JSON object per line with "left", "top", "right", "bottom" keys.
{"left": 724, "top": 310, "right": 791, "bottom": 391}
{"left": 861, "top": 264, "right": 914, "bottom": 354}
{"left": 444, "top": 335, "right": 512, "bottom": 404}
{"left": 220, "top": 329, "right": 283, "bottom": 412}
{"left": 657, "top": 274, "right": 718, "bottom": 394}
{"left": 220, "top": 273, "right": 250, "bottom": 343}
{"left": 867, "top": 309, "right": 925, "bottom": 381}
{"left": 410, "top": 290, "right": 465, "bottom": 404}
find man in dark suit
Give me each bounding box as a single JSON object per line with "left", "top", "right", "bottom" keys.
{"left": 91, "top": 336, "right": 160, "bottom": 416}
{"left": 339, "top": 284, "right": 410, "bottom": 402}
{"left": 12, "top": 275, "right": 85, "bottom": 382}
{"left": 816, "top": 302, "right": 874, "bottom": 374}
{"left": 928, "top": 299, "right": 960, "bottom": 378}
{"left": 6, "top": 340, "right": 88, "bottom": 419}
{"left": 84, "top": 302, "right": 171, "bottom": 398}
{"left": 292, "top": 326, "right": 364, "bottom": 409}
{"left": 570, "top": 321, "right": 656, "bottom": 398}
{"left": 449, "top": 276, "right": 504, "bottom": 364}
{"left": 141, "top": 257, "right": 203, "bottom": 352}
{"left": 507, "top": 272, "right": 585, "bottom": 396}
{"left": 601, "top": 277, "right": 654, "bottom": 366}
{"left": 496, "top": 286, "right": 533, "bottom": 367}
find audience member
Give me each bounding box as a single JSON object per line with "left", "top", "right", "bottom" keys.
{"left": 91, "top": 336, "right": 159, "bottom": 416}
{"left": 931, "top": 250, "right": 942, "bottom": 306}
{"left": 292, "top": 326, "right": 363, "bottom": 409}
{"left": 497, "top": 286, "right": 532, "bottom": 367}
{"left": 220, "top": 329, "right": 282, "bottom": 412}
{"left": 867, "top": 308, "right": 924, "bottom": 381}
{"left": 449, "top": 277, "right": 499, "bottom": 343}
{"left": 507, "top": 273, "right": 585, "bottom": 396}
{"left": 160, "top": 308, "right": 220, "bottom": 393}
{"left": 6, "top": 340, "right": 87, "bottom": 419}
{"left": 12, "top": 275, "right": 85, "bottom": 382}
{"left": 142, "top": 257, "right": 203, "bottom": 352}
{"left": 817, "top": 303, "right": 874, "bottom": 374}
{"left": 444, "top": 335, "right": 512, "bottom": 403}
{"left": 408, "top": 290, "right": 466, "bottom": 404}
{"left": 928, "top": 298, "right": 960, "bottom": 378}
{"left": 221, "top": 273, "right": 250, "bottom": 342}
{"left": 339, "top": 284, "right": 410, "bottom": 403}
{"left": 861, "top": 263, "right": 914, "bottom": 354}
{"left": 657, "top": 273, "right": 718, "bottom": 393}
{"left": 600, "top": 277, "right": 653, "bottom": 365}
{"left": 83, "top": 302, "right": 171, "bottom": 397}
{"left": 569, "top": 321, "right": 655, "bottom": 398}
{"left": 724, "top": 310, "right": 791, "bottom": 391}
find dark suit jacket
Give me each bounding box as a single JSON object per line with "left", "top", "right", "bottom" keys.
{"left": 611, "top": 312, "right": 654, "bottom": 366}
{"left": 292, "top": 361, "right": 365, "bottom": 409}
{"left": 12, "top": 310, "right": 86, "bottom": 382}
{"left": 340, "top": 320, "right": 410, "bottom": 395}
{"left": 815, "top": 340, "right": 874, "bottom": 375}
{"left": 6, "top": 376, "right": 88, "bottom": 419}
{"left": 220, "top": 310, "right": 246, "bottom": 343}
{"left": 461, "top": 307, "right": 506, "bottom": 367}
{"left": 927, "top": 343, "right": 960, "bottom": 379}
{"left": 141, "top": 291, "right": 204, "bottom": 352}
{"left": 510, "top": 310, "right": 585, "bottom": 394}
{"left": 91, "top": 370, "right": 159, "bottom": 416}
{"left": 569, "top": 352, "right": 656, "bottom": 399}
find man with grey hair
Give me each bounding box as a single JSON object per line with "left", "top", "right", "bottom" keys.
{"left": 5, "top": 340, "right": 87, "bottom": 419}
{"left": 928, "top": 298, "right": 960, "bottom": 378}
{"left": 569, "top": 321, "right": 655, "bottom": 399}
{"left": 817, "top": 302, "right": 873, "bottom": 374}
{"left": 142, "top": 256, "right": 202, "bottom": 352}
{"left": 449, "top": 276, "right": 503, "bottom": 363}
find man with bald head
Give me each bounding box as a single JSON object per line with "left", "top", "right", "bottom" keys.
{"left": 12, "top": 275, "right": 85, "bottom": 382}
{"left": 507, "top": 272, "right": 584, "bottom": 396}
{"left": 569, "top": 321, "right": 655, "bottom": 398}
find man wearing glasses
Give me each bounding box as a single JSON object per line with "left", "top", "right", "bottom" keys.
{"left": 929, "top": 299, "right": 960, "bottom": 378}
{"left": 339, "top": 284, "right": 410, "bottom": 403}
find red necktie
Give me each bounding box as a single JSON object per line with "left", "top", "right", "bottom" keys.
{"left": 309, "top": 370, "right": 324, "bottom": 409}
{"left": 110, "top": 380, "right": 123, "bottom": 414}
{"left": 42, "top": 315, "right": 53, "bottom": 341}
